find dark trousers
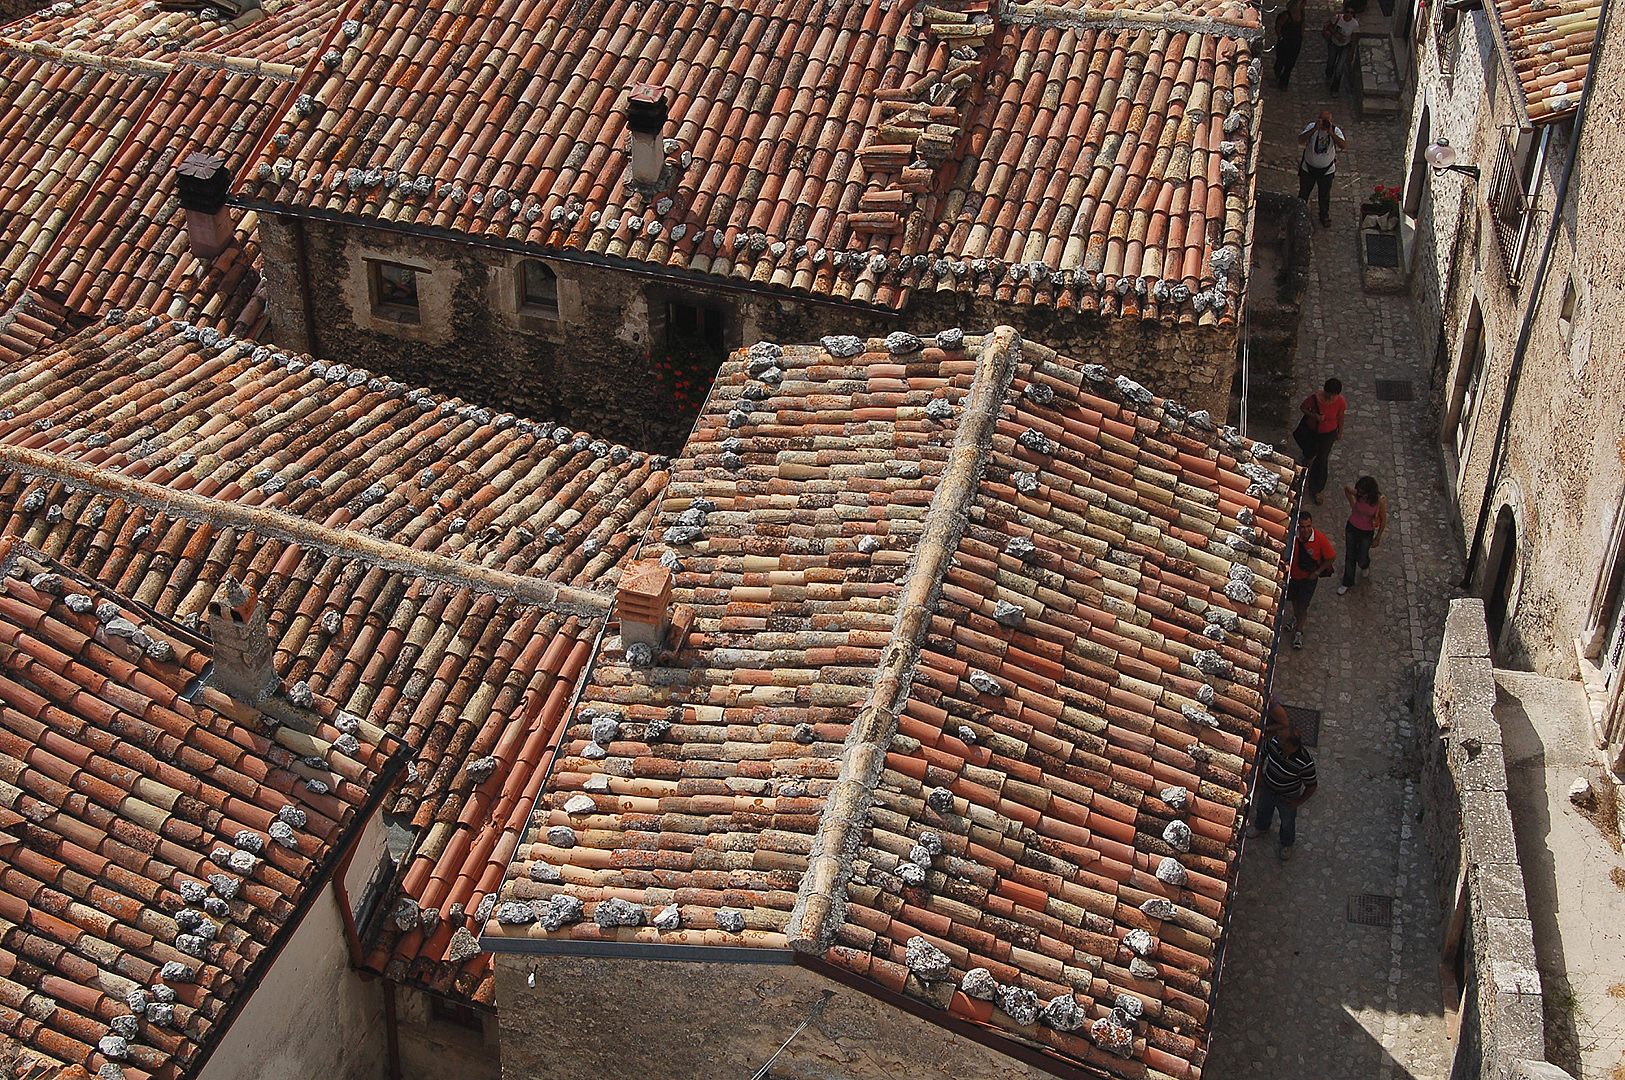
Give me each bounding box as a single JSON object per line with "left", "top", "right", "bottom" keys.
{"left": 1298, "top": 164, "right": 1333, "bottom": 222}
{"left": 1302, "top": 428, "right": 1334, "bottom": 494}
{"left": 1253, "top": 785, "right": 1299, "bottom": 847}
{"left": 1326, "top": 40, "right": 1353, "bottom": 90}
{"left": 1275, "top": 35, "right": 1303, "bottom": 87}
{"left": 1343, "top": 523, "right": 1374, "bottom": 586}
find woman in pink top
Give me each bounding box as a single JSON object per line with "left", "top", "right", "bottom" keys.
{"left": 1338, "top": 475, "right": 1387, "bottom": 592}
{"left": 1294, "top": 377, "right": 1345, "bottom": 503}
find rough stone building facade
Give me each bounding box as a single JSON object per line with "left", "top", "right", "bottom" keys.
{"left": 1400, "top": 0, "right": 1622, "bottom": 761}
{"left": 242, "top": 0, "right": 1267, "bottom": 453}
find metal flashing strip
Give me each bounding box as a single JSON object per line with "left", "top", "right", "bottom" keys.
{"left": 477, "top": 937, "right": 796, "bottom": 964}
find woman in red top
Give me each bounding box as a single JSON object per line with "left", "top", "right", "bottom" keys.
{"left": 1294, "top": 377, "right": 1345, "bottom": 503}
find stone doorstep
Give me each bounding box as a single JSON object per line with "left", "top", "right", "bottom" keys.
{"left": 1356, "top": 35, "right": 1402, "bottom": 118}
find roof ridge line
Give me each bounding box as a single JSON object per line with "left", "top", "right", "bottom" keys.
{"left": 785, "top": 325, "right": 1022, "bottom": 956}
{"left": 1002, "top": 1, "right": 1265, "bottom": 40}
{"left": 0, "top": 36, "right": 175, "bottom": 76}
{"left": 0, "top": 443, "right": 613, "bottom": 618}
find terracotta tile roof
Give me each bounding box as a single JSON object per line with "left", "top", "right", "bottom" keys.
{"left": 486, "top": 326, "right": 1297, "bottom": 1078}
{"left": 0, "top": 534, "right": 404, "bottom": 1080}
{"left": 244, "top": 0, "right": 1260, "bottom": 324}
{"left": 1489, "top": 0, "right": 1599, "bottom": 123}
{"left": 0, "top": 0, "right": 343, "bottom": 332}
{"left": 0, "top": 311, "right": 671, "bottom": 1007}
{"left": 0, "top": 292, "right": 77, "bottom": 367}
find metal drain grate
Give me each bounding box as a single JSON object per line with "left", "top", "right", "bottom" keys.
{"left": 1347, "top": 893, "right": 1395, "bottom": 926}
{"left": 1375, "top": 379, "right": 1414, "bottom": 401}
{"left": 1279, "top": 705, "right": 1321, "bottom": 747}
{"left": 1364, "top": 232, "right": 1402, "bottom": 268}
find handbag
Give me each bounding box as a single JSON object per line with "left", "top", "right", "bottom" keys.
{"left": 1292, "top": 408, "right": 1320, "bottom": 459}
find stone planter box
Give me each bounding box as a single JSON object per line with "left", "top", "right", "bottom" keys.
{"left": 1359, "top": 228, "right": 1407, "bottom": 294}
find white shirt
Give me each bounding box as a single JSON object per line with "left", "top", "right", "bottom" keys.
{"left": 1300, "top": 123, "right": 1343, "bottom": 171}
{"left": 1329, "top": 12, "right": 1359, "bottom": 43}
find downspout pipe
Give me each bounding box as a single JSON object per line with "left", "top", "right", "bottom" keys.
{"left": 1460, "top": 0, "right": 1611, "bottom": 587}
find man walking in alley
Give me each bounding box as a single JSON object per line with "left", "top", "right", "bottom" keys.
{"left": 1249, "top": 713, "right": 1319, "bottom": 860}
{"left": 1297, "top": 111, "right": 1346, "bottom": 228}
{"left": 1286, "top": 511, "right": 1336, "bottom": 650}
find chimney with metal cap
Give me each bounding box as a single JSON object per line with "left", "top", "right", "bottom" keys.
{"left": 625, "top": 84, "right": 669, "bottom": 185}
{"left": 176, "top": 151, "right": 236, "bottom": 260}
{"left": 208, "top": 575, "right": 277, "bottom": 702}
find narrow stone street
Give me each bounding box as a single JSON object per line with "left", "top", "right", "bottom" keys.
{"left": 1206, "top": 14, "right": 1464, "bottom": 1080}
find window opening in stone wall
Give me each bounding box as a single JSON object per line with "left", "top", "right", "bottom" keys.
{"left": 429, "top": 994, "right": 485, "bottom": 1032}
{"left": 370, "top": 260, "right": 421, "bottom": 322}
{"left": 519, "top": 260, "right": 559, "bottom": 316}
{"left": 1404, "top": 104, "right": 1431, "bottom": 221}
{"left": 1449, "top": 301, "right": 1488, "bottom": 462}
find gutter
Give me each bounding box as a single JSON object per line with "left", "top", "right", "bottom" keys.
{"left": 1460, "top": 0, "right": 1611, "bottom": 587}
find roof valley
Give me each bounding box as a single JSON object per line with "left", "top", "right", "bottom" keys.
{"left": 786, "top": 325, "right": 1022, "bottom": 956}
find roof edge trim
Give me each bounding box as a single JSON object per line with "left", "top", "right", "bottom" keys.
{"left": 1003, "top": 1, "right": 1265, "bottom": 40}
{"left": 785, "top": 326, "right": 1023, "bottom": 955}
{"left": 0, "top": 442, "right": 612, "bottom": 616}
{"left": 478, "top": 938, "right": 796, "bottom": 963}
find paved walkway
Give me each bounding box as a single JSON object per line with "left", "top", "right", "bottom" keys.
{"left": 1206, "top": 14, "right": 1462, "bottom": 1080}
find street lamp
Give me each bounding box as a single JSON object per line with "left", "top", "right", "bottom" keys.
{"left": 1425, "top": 138, "right": 1481, "bottom": 180}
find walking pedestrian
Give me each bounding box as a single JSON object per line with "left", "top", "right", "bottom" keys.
{"left": 1248, "top": 721, "right": 1318, "bottom": 860}
{"left": 1274, "top": 0, "right": 1307, "bottom": 88}
{"left": 1338, "top": 475, "right": 1388, "bottom": 593}
{"left": 1297, "top": 111, "right": 1346, "bottom": 228}
{"left": 1291, "top": 377, "right": 1346, "bottom": 502}
{"left": 1323, "top": 2, "right": 1360, "bottom": 93}
{"left": 1285, "top": 511, "right": 1335, "bottom": 650}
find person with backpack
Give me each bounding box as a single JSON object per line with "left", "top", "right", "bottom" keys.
{"left": 1292, "top": 377, "right": 1346, "bottom": 503}
{"left": 1285, "top": 511, "right": 1336, "bottom": 650}
{"left": 1297, "top": 110, "right": 1347, "bottom": 228}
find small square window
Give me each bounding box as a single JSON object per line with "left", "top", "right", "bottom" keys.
{"left": 370, "top": 260, "right": 421, "bottom": 321}
{"left": 519, "top": 260, "right": 559, "bottom": 316}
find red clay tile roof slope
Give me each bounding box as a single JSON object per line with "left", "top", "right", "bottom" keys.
{"left": 0, "top": 535, "right": 405, "bottom": 1080}
{"left": 486, "top": 326, "right": 1297, "bottom": 1080}
{"left": 244, "top": 0, "right": 1262, "bottom": 324}
{"left": 0, "top": 292, "right": 78, "bottom": 367}
{"left": 0, "top": 312, "right": 670, "bottom": 1005}
{"left": 0, "top": 0, "right": 350, "bottom": 332}
{"left": 1486, "top": 0, "right": 1599, "bottom": 123}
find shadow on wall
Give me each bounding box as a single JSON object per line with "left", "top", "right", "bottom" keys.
{"left": 1239, "top": 191, "right": 1314, "bottom": 437}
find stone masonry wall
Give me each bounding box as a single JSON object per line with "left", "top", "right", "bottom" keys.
{"left": 259, "top": 216, "right": 1239, "bottom": 455}
{"left": 1428, "top": 598, "right": 1545, "bottom": 1080}
{"left": 493, "top": 955, "right": 1060, "bottom": 1080}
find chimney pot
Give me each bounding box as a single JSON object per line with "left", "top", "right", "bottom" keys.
{"left": 625, "top": 85, "right": 670, "bottom": 186}
{"left": 615, "top": 561, "right": 674, "bottom": 649}
{"left": 208, "top": 575, "right": 277, "bottom": 702}
{"left": 176, "top": 151, "right": 236, "bottom": 260}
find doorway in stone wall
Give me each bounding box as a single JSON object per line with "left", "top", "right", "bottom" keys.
{"left": 645, "top": 294, "right": 732, "bottom": 453}
{"left": 1484, "top": 505, "right": 1519, "bottom": 653}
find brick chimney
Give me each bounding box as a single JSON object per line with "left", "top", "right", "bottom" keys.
{"left": 625, "top": 85, "right": 669, "bottom": 185}
{"left": 176, "top": 151, "right": 235, "bottom": 260}
{"left": 208, "top": 576, "right": 276, "bottom": 702}
{"left": 615, "top": 561, "right": 673, "bottom": 648}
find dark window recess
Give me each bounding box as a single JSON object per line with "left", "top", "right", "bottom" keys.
{"left": 666, "top": 300, "right": 726, "bottom": 350}
{"left": 1375, "top": 379, "right": 1414, "bottom": 401}
{"left": 430, "top": 995, "right": 485, "bottom": 1032}
{"left": 520, "top": 260, "right": 559, "bottom": 314}
{"left": 371, "top": 261, "right": 421, "bottom": 320}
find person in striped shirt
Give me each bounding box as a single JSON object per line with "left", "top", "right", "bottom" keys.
{"left": 1248, "top": 707, "right": 1318, "bottom": 860}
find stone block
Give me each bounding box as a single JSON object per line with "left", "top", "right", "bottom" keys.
{"left": 1482, "top": 917, "right": 1539, "bottom": 981}
{"left": 1451, "top": 732, "right": 1509, "bottom": 792}
{"left": 1445, "top": 658, "right": 1500, "bottom": 740}
{"left": 1471, "top": 861, "right": 1530, "bottom": 922}
{"left": 1460, "top": 788, "right": 1518, "bottom": 867}
{"left": 1445, "top": 599, "right": 1492, "bottom": 659}
{"left": 1488, "top": 989, "right": 1545, "bottom": 1066}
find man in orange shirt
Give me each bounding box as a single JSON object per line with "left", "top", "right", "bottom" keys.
{"left": 1286, "top": 512, "right": 1336, "bottom": 650}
